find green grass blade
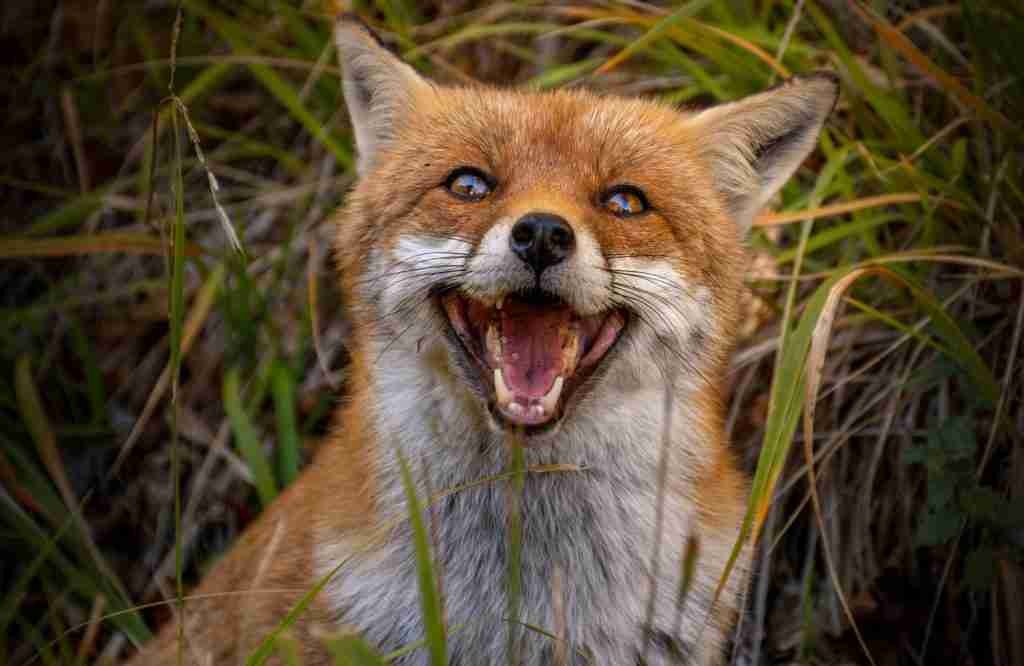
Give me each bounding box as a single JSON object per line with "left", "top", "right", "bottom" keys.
{"left": 25, "top": 193, "right": 104, "bottom": 237}
{"left": 395, "top": 450, "right": 446, "bottom": 666}
{"left": 67, "top": 319, "right": 107, "bottom": 425}
{"left": 773, "top": 214, "right": 903, "bottom": 265}
{"left": 245, "top": 557, "right": 349, "bottom": 666}
{"left": 594, "top": 0, "right": 714, "bottom": 74}
{"left": 271, "top": 360, "right": 301, "bottom": 486}
{"left": 182, "top": 0, "right": 352, "bottom": 168}
{"left": 224, "top": 367, "right": 279, "bottom": 508}
{"left": 0, "top": 511, "right": 75, "bottom": 639}
{"left": 326, "top": 635, "right": 387, "bottom": 665}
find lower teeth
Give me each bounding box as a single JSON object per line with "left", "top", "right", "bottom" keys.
{"left": 492, "top": 368, "right": 565, "bottom": 421}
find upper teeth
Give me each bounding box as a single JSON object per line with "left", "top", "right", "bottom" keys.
{"left": 485, "top": 323, "right": 502, "bottom": 363}
{"left": 562, "top": 332, "right": 579, "bottom": 376}
{"left": 494, "top": 367, "right": 513, "bottom": 407}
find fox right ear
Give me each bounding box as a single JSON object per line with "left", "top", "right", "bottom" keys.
{"left": 687, "top": 73, "right": 839, "bottom": 233}
{"left": 335, "top": 17, "right": 429, "bottom": 175}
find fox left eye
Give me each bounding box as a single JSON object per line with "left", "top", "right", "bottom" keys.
{"left": 445, "top": 168, "right": 493, "bottom": 202}
{"left": 602, "top": 186, "right": 648, "bottom": 217}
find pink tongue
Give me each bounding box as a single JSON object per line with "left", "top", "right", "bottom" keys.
{"left": 500, "top": 301, "right": 572, "bottom": 398}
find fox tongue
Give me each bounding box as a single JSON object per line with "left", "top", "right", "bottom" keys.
{"left": 500, "top": 301, "right": 572, "bottom": 398}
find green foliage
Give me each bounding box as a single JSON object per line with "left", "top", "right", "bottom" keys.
{"left": 902, "top": 370, "right": 1024, "bottom": 592}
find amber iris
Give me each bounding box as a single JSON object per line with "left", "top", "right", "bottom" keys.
{"left": 602, "top": 186, "right": 647, "bottom": 217}
{"left": 446, "top": 168, "right": 492, "bottom": 201}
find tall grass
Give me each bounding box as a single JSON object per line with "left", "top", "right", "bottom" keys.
{"left": 0, "top": 1, "right": 1021, "bottom": 664}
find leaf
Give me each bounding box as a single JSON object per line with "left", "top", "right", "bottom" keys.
{"left": 929, "top": 415, "right": 976, "bottom": 461}
{"left": 963, "top": 546, "right": 997, "bottom": 592}
{"left": 960, "top": 486, "right": 1006, "bottom": 524}
{"left": 916, "top": 507, "right": 961, "bottom": 546}
{"left": 901, "top": 442, "right": 928, "bottom": 466}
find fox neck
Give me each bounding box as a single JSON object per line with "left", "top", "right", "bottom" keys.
{"left": 315, "top": 333, "right": 729, "bottom": 662}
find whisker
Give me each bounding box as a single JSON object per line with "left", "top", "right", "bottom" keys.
{"left": 605, "top": 268, "right": 690, "bottom": 295}
{"left": 373, "top": 284, "right": 460, "bottom": 362}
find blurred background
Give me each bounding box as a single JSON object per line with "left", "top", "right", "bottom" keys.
{"left": 1, "top": 1, "right": 1021, "bottom": 664}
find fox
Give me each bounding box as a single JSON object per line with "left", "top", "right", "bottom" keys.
{"left": 126, "top": 16, "right": 838, "bottom": 666}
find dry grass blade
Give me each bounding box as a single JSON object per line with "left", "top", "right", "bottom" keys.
{"left": 801, "top": 267, "right": 883, "bottom": 666}
{"left": 15, "top": 356, "right": 75, "bottom": 517}
{"left": 14, "top": 355, "right": 133, "bottom": 623}
{"left": 754, "top": 192, "right": 924, "bottom": 227}
{"left": 558, "top": 5, "right": 790, "bottom": 77}
{"left": 0, "top": 233, "right": 204, "bottom": 259}
{"left": 110, "top": 265, "right": 225, "bottom": 476}
{"left": 76, "top": 594, "right": 106, "bottom": 664}
{"left": 60, "top": 86, "right": 91, "bottom": 194}
{"left": 593, "top": 1, "right": 711, "bottom": 76}
{"left": 849, "top": 0, "right": 1019, "bottom": 138}
{"left": 698, "top": 22, "right": 790, "bottom": 78}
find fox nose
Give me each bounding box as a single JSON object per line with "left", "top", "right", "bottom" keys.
{"left": 509, "top": 213, "right": 575, "bottom": 275}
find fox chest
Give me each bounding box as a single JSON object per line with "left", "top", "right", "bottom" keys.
{"left": 321, "top": 473, "right": 701, "bottom": 665}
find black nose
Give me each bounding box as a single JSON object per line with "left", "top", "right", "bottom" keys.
{"left": 509, "top": 213, "right": 575, "bottom": 275}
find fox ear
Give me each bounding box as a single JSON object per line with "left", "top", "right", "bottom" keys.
{"left": 688, "top": 73, "right": 838, "bottom": 232}
{"left": 335, "top": 17, "right": 429, "bottom": 175}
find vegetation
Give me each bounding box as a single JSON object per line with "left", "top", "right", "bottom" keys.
{"left": 1, "top": 0, "right": 1021, "bottom": 664}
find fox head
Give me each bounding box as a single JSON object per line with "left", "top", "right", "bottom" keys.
{"left": 332, "top": 19, "right": 837, "bottom": 446}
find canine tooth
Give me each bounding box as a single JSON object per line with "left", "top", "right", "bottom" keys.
{"left": 530, "top": 404, "right": 544, "bottom": 418}
{"left": 494, "top": 368, "right": 512, "bottom": 407}
{"left": 485, "top": 324, "right": 502, "bottom": 363}
{"left": 539, "top": 376, "right": 564, "bottom": 416}
{"left": 562, "top": 333, "right": 580, "bottom": 376}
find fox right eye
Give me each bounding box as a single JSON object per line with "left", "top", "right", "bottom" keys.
{"left": 445, "top": 168, "right": 493, "bottom": 202}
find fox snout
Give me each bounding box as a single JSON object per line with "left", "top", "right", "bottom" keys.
{"left": 462, "top": 213, "right": 610, "bottom": 317}
{"left": 508, "top": 212, "right": 576, "bottom": 276}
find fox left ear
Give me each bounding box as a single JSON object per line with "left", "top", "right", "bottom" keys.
{"left": 335, "top": 17, "right": 430, "bottom": 175}
{"left": 688, "top": 73, "right": 839, "bottom": 233}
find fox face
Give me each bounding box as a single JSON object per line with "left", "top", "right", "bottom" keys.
{"left": 334, "top": 22, "right": 837, "bottom": 446}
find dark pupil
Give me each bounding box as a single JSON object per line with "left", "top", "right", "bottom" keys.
{"left": 456, "top": 174, "right": 484, "bottom": 197}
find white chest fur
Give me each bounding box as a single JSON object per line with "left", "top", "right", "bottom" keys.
{"left": 313, "top": 342, "right": 743, "bottom": 666}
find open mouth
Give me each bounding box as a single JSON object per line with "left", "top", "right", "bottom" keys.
{"left": 441, "top": 289, "right": 626, "bottom": 432}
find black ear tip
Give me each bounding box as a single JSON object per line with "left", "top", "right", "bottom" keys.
{"left": 336, "top": 12, "right": 387, "bottom": 49}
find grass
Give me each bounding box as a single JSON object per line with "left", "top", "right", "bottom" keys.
{"left": 1, "top": 0, "right": 1022, "bottom": 664}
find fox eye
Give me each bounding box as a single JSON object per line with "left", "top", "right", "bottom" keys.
{"left": 445, "top": 168, "right": 493, "bottom": 202}
{"left": 602, "top": 186, "right": 648, "bottom": 217}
